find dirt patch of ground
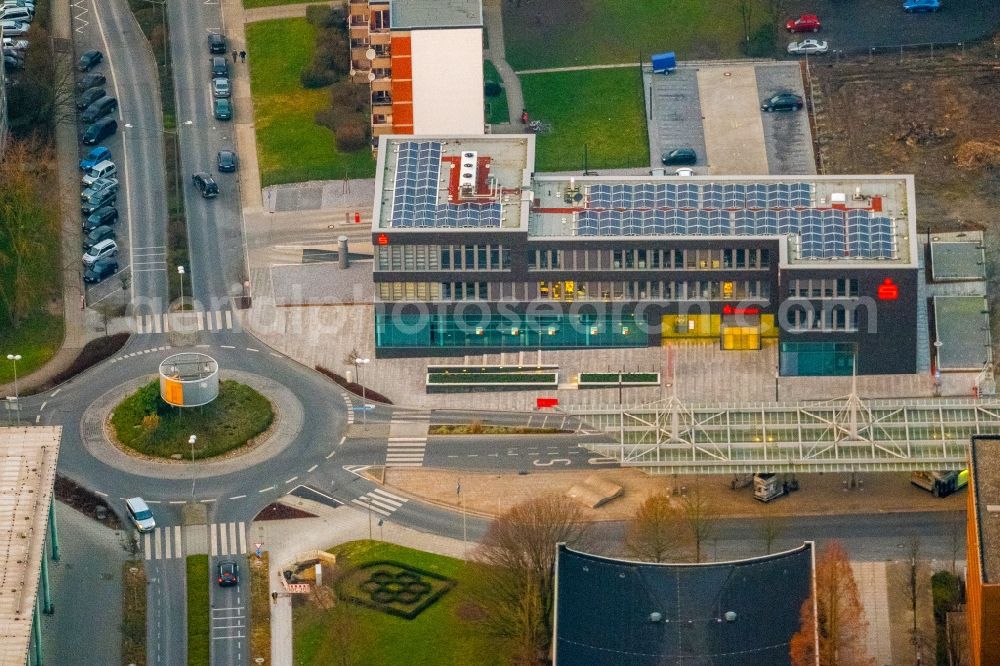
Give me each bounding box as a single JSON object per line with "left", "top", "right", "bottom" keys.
{"left": 254, "top": 502, "right": 317, "bottom": 521}
{"left": 55, "top": 474, "right": 122, "bottom": 529}
{"left": 382, "top": 468, "right": 963, "bottom": 520}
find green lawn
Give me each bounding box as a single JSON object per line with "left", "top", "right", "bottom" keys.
{"left": 187, "top": 555, "right": 210, "bottom": 666}
{"left": 293, "top": 541, "right": 499, "bottom": 666}
{"left": 502, "top": 0, "right": 774, "bottom": 69}
{"left": 246, "top": 18, "right": 375, "bottom": 186}
{"left": 483, "top": 59, "right": 509, "bottom": 125}
{"left": 0, "top": 311, "right": 63, "bottom": 384}
{"left": 111, "top": 380, "right": 273, "bottom": 459}
{"left": 243, "top": 0, "right": 324, "bottom": 7}
{"left": 521, "top": 67, "right": 648, "bottom": 172}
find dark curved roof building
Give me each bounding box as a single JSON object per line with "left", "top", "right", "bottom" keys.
{"left": 553, "top": 542, "right": 816, "bottom": 666}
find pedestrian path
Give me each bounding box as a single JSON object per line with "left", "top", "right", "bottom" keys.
{"left": 351, "top": 488, "right": 408, "bottom": 517}
{"left": 141, "top": 521, "right": 248, "bottom": 560}
{"left": 131, "top": 309, "right": 237, "bottom": 334}
{"left": 386, "top": 412, "right": 430, "bottom": 467}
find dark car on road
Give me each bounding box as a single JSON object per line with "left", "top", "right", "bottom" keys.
{"left": 208, "top": 32, "right": 226, "bottom": 54}
{"left": 77, "top": 49, "right": 102, "bottom": 72}
{"left": 83, "top": 205, "right": 117, "bottom": 232}
{"left": 661, "top": 147, "right": 697, "bottom": 166}
{"left": 81, "top": 95, "right": 118, "bottom": 123}
{"left": 217, "top": 149, "right": 237, "bottom": 172}
{"left": 82, "top": 224, "right": 115, "bottom": 250}
{"left": 79, "top": 145, "right": 111, "bottom": 171}
{"left": 761, "top": 92, "right": 804, "bottom": 112}
{"left": 83, "top": 257, "right": 118, "bottom": 284}
{"left": 82, "top": 117, "right": 117, "bottom": 145}
{"left": 76, "top": 86, "right": 105, "bottom": 110}
{"left": 76, "top": 72, "right": 106, "bottom": 92}
{"left": 216, "top": 560, "right": 238, "bottom": 587}
{"left": 211, "top": 55, "right": 228, "bottom": 78}
{"left": 192, "top": 172, "right": 219, "bottom": 198}
{"left": 213, "top": 97, "right": 232, "bottom": 121}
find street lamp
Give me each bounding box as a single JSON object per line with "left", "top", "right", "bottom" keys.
{"left": 177, "top": 265, "right": 185, "bottom": 310}
{"left": 6, "top": 354, "right": 20, "bottom": 426}
{"left": 189, "top": 434, "right": 197, "bottom": 497}
{"left": 354, "top": 357, "right": 370, "bottom": 423}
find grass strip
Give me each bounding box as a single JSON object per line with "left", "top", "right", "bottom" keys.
{"left": 187, "top": 554, "right": 210, "bottom": 666}
{"left": 122, "top": 561, "right": 147, "bottom": 666}
{"left": 483, "top": 59, "right": 509, "bottom": 125}
{"left": 579, "top": 372, "right": 659, "bottom": 384}
{"left": 249, "top": 553, "right": 271, "bottom": 665}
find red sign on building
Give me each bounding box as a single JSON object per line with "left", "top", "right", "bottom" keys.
{"left": 877, "top": 278, "right": 898, "bottom": 300}
{"left": 537, "top": 397, "right": 559, "bottom": 409}
{"left": 377, "top": 233, "right": 389, "bottom": 246}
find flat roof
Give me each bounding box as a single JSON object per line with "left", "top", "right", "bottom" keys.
{"left": 931, "top": 235, "right": 985, "bottom": 281}
{"left": 389, "top": 0, "right": 482, "bottom": 29}
{"left": 933, "top": 296, "right": 991, "bottom": 371}
{"left": 530, "top": 173, "right": 918, "bottom": 268}
{"left": 0, "top": 427, "right": 61, "bottom": 664}
{"left": 373, "top": 136, "right": 534, "bottom": 233}
{"left": 971, "top": 436, "right": 1000, "bottom": 584}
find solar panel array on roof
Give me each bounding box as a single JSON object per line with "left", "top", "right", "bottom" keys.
{"left": 587, "top": 182, "right": 812, "bottom": 210}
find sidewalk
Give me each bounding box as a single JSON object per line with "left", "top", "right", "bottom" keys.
{"left": 243, "top": 0, "right": 337, "bottom": 23}
{"left": 254, "top": 500, "right": 466, "bottom": 666}
{"left": 482, "top": 0, "right": 522, "bottom": 124}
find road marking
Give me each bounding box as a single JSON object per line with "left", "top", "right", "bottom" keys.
{"left": 215, "top": 310, "right": 223, "bottom": 329}
{"left": 307, "top": 464, "right": 318, "bottom": 473}
{"left": 221, "top": 345, "right": 236, "bottom": 349}
{"left": 339, "top": 436, "right": 346, "bottom": 446}
{"left": 325, "top": 451, "right": 336, "bottom": 459}
{"left": 39, "top": 401, "right": 47, "bottom": 411}
{"left": 196, "top": 344, "right": 210, "bottom": 348}
{"left": 95, "top": 490, "right": 108, "bottom": 497}
{"left": 285, "top": 476, "right": 298, "bottom": 484}
{"left": 258, "top": 486, "right": 275, "bottom": 493}
{"left": 246, "top": 347, "right": 259, "bottom": 352}
{"left": 34, "top": 415, "right": 40, "bottom": 424}
{"left": 228, "top": 494, "right": 247, "bottom": 500}
{"left": 145, "top": 500, "right": 162, "bottom": 504}
{"left": 50, "top": 389, "right": 60, "bottom": 397}
{"left": 168, "top": 500, "right": 186, "bottom": 505}
{"left": 225, "top": 310, "right": 233, "bottom": 329}
{"left": 351, "top": 498, "right": 391, "bottom": 516}
{"left": 196, "top": 311, "right": 205, "bottom": 331}
{"left": 199, "top": 498, "right": 216, "bottom": 503}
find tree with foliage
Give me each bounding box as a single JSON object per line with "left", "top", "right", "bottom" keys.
{"left": 790, "top": 541, "right": 874, "bottom": 666}
{"left": 625, "top": 492, "right": 688, "bottom": 563}
{"left": 470, "top": 496, "right": 589, "bottom": 664}
{"left": 681, "top": 483, "right": 717, "bottom": 563}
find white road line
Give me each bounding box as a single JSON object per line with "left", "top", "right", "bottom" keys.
{"left": 197, "top": 311, "right": 205, "bottom": 331}
{"left": 339, "top": 436, "right": 346, "bottom": 446}
{"left": 34, "top": 415, "right": 40, "bottom": 424}
{"left": 200, "top": 498, "right": 216, "bottom": 503}
{"left": 225, "top": 310, "right": 233, "bottom": 329}
{"left": 258, "top": 486, "right": 275, "bottom": 493}
{"left": 228, "top": 494, "right": 246, "bottom": 500}
{"left": 210, "top": 524, "right": 218, "bottom": 557}
{"left": 50, "top": 389, "right": 60, "bottom": 397}
{"left": 370, "top": 488, "right": 407, "bottom": 503}
{"left": 228, "top": 522, "right": 238, "bottom": 554}
{"left": 285, "top": 476, "right": 298, "bottom": 484}
{"left": 246, "top": 347, "right": 259, "bottom": 352}
{"left": 238, "top": 522, "right": 247, "bottom": 554}
{"left": 143, "top": 533, "right": 151, "bottom": 560}
{"left": 326, "top": 451, "right": 336, "bottom": 459}
{"left": 367, "top": 497, "right": 400, "bottom": 511}
{"left": 94, "top": 490, "right": 108, "bottom": 497}
{"left": 174, "top": 526, "right": 182, "bottom": 558}
{"left": 352, "top": 499, "right": 391, "bottom": 516}
{"left": 153, "top": 314, "right": 162, "bottom": 334}
{"left": 307, "top": 464, "right": 318, "bottom": 473}
{"left": 196, "top": 344, "right": 210, "bottom": 348}
{"left": 221, "top": 345, "right": 235, "bottom": 349}
{"left": 270, "top": 352, "right": 281, "bottom": 357}
{"left": 215, "top": 310, "right": 223, "bottom": 329}
{"left": 169, "top": 500, "right": 186, "bottom": 505}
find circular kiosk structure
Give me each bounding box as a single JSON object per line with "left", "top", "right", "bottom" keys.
{"left": 158, "top": 353, "right": 219, "bottom": 407}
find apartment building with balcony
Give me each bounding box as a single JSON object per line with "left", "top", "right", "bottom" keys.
{"left": 349, "top": 0, "right": 484, "bottom": 139}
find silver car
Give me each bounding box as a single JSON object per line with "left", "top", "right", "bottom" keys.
{"left": 81, "top": 176, "right": 118, "bottom": 201}
{"left": 212, "top": 77, "right": 230, "bottom": 98}
{"left": 787, "top": 39, "right": 829, "bottom": 55}
{"left": 125, "top": 497, "right": 156, "bottom": 532}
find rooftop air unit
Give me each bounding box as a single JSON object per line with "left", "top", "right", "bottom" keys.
{"left": 459, "top": 151, "right": 478, "bottom": 197}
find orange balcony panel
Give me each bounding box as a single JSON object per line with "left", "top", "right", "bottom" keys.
{"left": 392, "top": 103, "right": 413, "bottom": 126}
{"left": 390, "top": 80, "right": 412, "bottom": 102}
{"left": 391, "top": 55, "right": 411, "bottom": 79}
{"left": 390, "top": 33, "right": 411, "bottom": 56}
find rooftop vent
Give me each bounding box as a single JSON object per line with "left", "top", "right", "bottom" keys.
{"left": 459, "top": 151, "right": 478, "bottom": 196}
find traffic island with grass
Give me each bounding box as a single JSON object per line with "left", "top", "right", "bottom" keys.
{"left": 110, "top": 380, "right": 274, "bottom": 459}
{"left": 187, "top": 555, "right": 210, "bottom": 666}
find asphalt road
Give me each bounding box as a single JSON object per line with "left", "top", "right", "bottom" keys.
{"left": 209, "top": 555, "right": 248, "bottom": 666}
{"left": 147, "top": 557, "right": 186, "bottom": 666}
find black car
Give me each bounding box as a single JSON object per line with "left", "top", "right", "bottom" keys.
{"left": 76, "top": 86, "right": 105, "bottom": 110}
{"left": 3, "top": 53, "right": 22, "bottom": 70}
{"left": 216, "top": 560, "right": 238, "bottom": 587}
{"left": 661, "top": 147, "right": 697, "bottom": 166}
{"left": 217, "top": 149, "right": 237, "bottom": 172}
{"left": 210, "top": 56, "right": 228, "bottom": 79}
{"left": 192, "top": 172, "right": 219, "bottom": 198}
{"left": 83, "top": 257, "right": 118, "bottom": 284}
{"left": 76, "top": 72, "right": 106, "bottom": 93}
{"left": 81, "top": 96, "right": 118, "bottom": 123}
{"left": 761, "top": 92, "right": 804, "bottom": 112}
{"left": 208, "top": 32, "right": 226, "bottom": 54}
{"left": 82, "top": 224, "right": 115, "bottom": 250}
{"left": 78, "top": 49, "right": 103, "bottom": 72}
{"left": 83, "top": 205, "right": 117, "bottom": 232}
{"left": 82, "top": 118, "right": 117, "bottom": 145}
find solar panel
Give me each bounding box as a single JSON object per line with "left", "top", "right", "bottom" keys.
{"left": 702, "top": 184, "right": 724, "bottom": 209}
{"left": 589, "top": 184, "right": 612, "bottom": 209}
{"left": 822, "top": 210, "right": 845, "bottom": 258}
{"left": 577, "top": 210, "right": 598, "bottom": 236}
{"left": 734, "top": 211, "right": 754, "bottom": 235}
{"left": 746, "top": 183, "right": 768, "bottom": 209}
{"left": 643, "top": 210, "right": 665, "bottom": 235}
{"left": 677, "top": 184, "right": 699, "bottom": 209}
{"left": 391, "top": 141, "right": 442, "bottom": 228}
{"left": 611, "top": 184, "right": 630, "bottom": 209}
{"left": 623, "top": 210, "right": 642, "bottom": 236}
{"left": 708, "top": 210, "right": 730, "bottom": 234}
{"left": 723, "top": 184, "right": 746, "bottom": 209}
{"left": 791, "top": 182, "right": 811, "bottom": 207}
{"left": 598, "top": 211, "right": 617, "bottom": 236}
{"left": 872, "top": 216, "right": 894, "bottom": 258}
{"left": 634, "top": 183, "right": 654, "bottom": 208}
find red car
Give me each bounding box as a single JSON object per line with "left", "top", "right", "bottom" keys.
{"left": 786, "top": 14, "right": 821, "bottom": 32}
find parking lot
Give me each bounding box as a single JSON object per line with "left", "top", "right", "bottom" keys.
{"left": 644, "top": 61, "right": 815, "bottom": 176}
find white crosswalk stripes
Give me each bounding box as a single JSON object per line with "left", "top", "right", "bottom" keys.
{"left": 132, "top": 309, "right": 237, "bottom": 335}
{"left": 141, "top": 525, "right": 183, "bottom": 561}
{"left": 386, "top": 437, "right": 427, "bottom": 467}
{"left": 141, "top": 522, "right": 246, "bottom": 560}
{"left": 209, "top": 521, "right": 247, "bottom": 557}
{"left": 351, "top": 488, "right": 408, "bottom": 517}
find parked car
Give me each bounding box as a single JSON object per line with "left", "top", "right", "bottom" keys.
{"left": 661, "top": 147, "right": 697, "bottom": 166}
{"left": 82, "top": 117, "right": 117, "bottom": 144}
{"left": 81, "top": 187, "right": 117, "bottom": 214}
{"left": 79, "top": 145, "right": 111, "bottom": 171}
{"left": 0, "top": 6, "right": 32, "bottom": 22}
{"left": 82, "top": 224, "right": 115, "bottom": 250}
{"left": 82, "top": 205, "right": 118, "bottom": 232}
{"left": 761, "top": 92, "right": 804, "bottom": 111}
{"left": 3, "top": 0, "right": 34, "bottom": 14}
{"left": 213, "top": 97, "right": 232, "bottom": 121}
{"left": 3, "top": 38, "right": 28, "bottom": 50}
{"left": 212, "top": 77, "right": 230, "bottom": 98}
{"left": 76, "top": 72, "right": 106, "bottom": 92}
{"left": 76, "top": 86, "right": 105, "bottom": 110}
{"left": 216, "top": 560, "right": 239, "bottom": 587}
{"left": 125, "top": 497, "right": 155, "bottom": 532}
{"left": 674, "top": 167, "right": 695, "bottom": 177}
{"left": 0, "top": 20, "right": 29, "bottom": 36}
{"left": 77, "top": 49, "right": 102, "bottom": 72}
{"left": 216, "top": 149, "right": 237, "bottom": 172}
{"left": 83, "top": 257, "right": 118, "bottom": 284}
{"left": 786, "top": 14, "right": 821, "bottom": 32}
{"left": 81, "top": 176, "right": 118, "bottom": 201}
{"left": 81, "top": 95, "right": 117, "bottom": 123}
{"left": 207, "top": 32, "right": 226, "bottom": 54}
{"left": 82, "top": 238, "right": 117, "bottom": 265}
{"left": 3, "top": 53, "right": 22, "bottom": 70}
{"left": 192, "top": 172, "right": 219, "bottom": 198}
{"left": 210, "top": 55, "right": 228, "bottom": 78}
{"left": 903, "top": 0, "right": 941, "bottom": 11}
{"left": 787, "top": 39, "right": 828, "bottom": 55}
{"left": 81, "top": 159, "right": 117, "bottom": 186}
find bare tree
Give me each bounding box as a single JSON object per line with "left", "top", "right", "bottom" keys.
{"left": 6, "top": 26, "right": 77, "bottom": 135}
{"left": 625, "top": 492, "right": 688, "bottom": 563}
{"left": 907, "top": 536, "right": 921, "bottom": 632}
{"left": 470, "top": 496, "right": 590, "bottom": 663}
{"left": 759, "top": 507, "right": 787, "bottom": 555}
{"left": 681, "top": 483, "right": 717, "bottom": 563}
{"left": 790, "top": 541, "right": 875, "bottom": 666}
{"left": 738, "top": 0, "right": 754, "bottom": 47}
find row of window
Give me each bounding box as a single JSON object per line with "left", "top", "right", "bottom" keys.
{"left": 528, "top": 247, "right": 771, "bottom": 271}
{"left": 787, "top": 305, "right": 859, "bottom": 332}
{"left": 376, "top": 280, "right": 771, "bottom": 302}
{"left": 787, "top": 279, "right": 860, "bottom": 298}
{"left": 375, "top": 244, "right": 512, "bottom": 272}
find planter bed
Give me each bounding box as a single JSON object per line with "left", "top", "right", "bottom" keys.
{"left": 426, "top": 371, "right": 558, "bottom": 393}
{"left": 578, "top": 372, "right": 660, "bottom": 388}
{"left": 426, "top": 364, "right": 558, "bottom": 374}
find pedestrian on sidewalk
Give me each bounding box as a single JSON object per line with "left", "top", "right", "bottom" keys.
{"left": 232, "top": 50, "right": 238, "bottom": 63}
{"left": 239, "top": 50, "right": 246, "bottom": 63}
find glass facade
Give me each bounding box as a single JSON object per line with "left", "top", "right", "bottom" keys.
{"left": 375, "top": 311, "right": 646, "bottom": 350}
{"left": 780, "top": 342, "right": 856, "bottom": 376}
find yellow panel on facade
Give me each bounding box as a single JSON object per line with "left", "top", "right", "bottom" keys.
{"left": 759, "top": 314, "right": 778, "bottom": 338}
{"left": 722, "top": 326, "right": 761, "bottom": 350}
{"left": 163, "top": 378, "right": 183, "bottom": 406}
{"left": 660, "top": 314, "right": 718, "bottom": 338}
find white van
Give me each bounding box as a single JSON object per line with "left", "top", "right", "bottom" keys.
{"left": 82, "top": 160, "right": 116, "bottom": 186}
{"left": 125, "top": 497, "right": 156, "bottom": 532}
